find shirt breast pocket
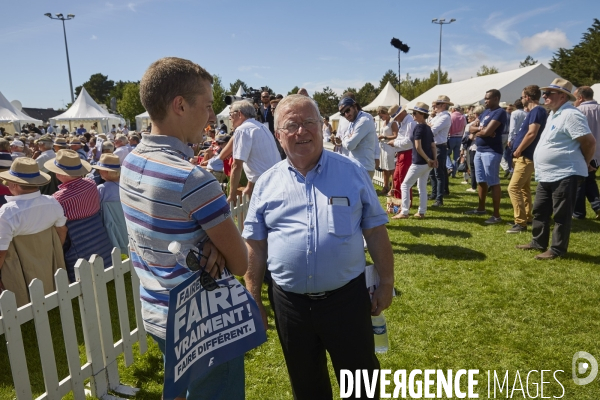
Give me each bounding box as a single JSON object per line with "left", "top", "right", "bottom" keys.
{"left": 327, "top": 204, "right": 353, "bottom": 237}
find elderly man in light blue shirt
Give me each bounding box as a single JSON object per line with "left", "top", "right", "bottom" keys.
{"left": 517, "top": 78, "right": 596, "bottom": 260}
{"left": 243, "top": 94, "right": 394, "bottom": 399}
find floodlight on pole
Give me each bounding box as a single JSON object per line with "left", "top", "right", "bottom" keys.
{"left": 45, "top": 12, "right": 76, "bottom": 103}
{"left": 431, "top": 17, "right": 456, "bottom": 85}
{"left": 390, "top": 38, "right": 410, "bottom": 105}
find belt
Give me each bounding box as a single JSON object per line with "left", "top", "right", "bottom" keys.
{"left": 436, "top": 143, "right": 447, "bottom": 147}
{"left": 301, "top": 273, "right": 363, "bottom": 300}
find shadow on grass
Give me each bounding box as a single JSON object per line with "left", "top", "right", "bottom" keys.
{"left": 563, "top": 252, "right": 600, "bottom": 263}
{"left": 393, "top": 243, "right": 487, "bottom": 261}
{"left": 388, "top": 225, "right": 472, "bottom": 239}
{"left": 570, "top": 218, "right": 600, "bottom": 233}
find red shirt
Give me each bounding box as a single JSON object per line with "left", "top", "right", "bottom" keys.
{"left": 53, "top": 178, "right": 100, "bottom": 221}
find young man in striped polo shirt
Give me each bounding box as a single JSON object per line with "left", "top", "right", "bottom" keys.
{"left": 120, "top": 57, "right": 248, "bottom": 399}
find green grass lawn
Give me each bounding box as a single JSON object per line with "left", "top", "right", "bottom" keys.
{"left": 1, "top": 175, "right": 599, "bottom": 399}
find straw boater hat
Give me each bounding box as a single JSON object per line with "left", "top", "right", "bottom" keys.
{"left": 388, "top": 104, "right": 402, "bottom": 118}
{"left": 433, "top": 95, "right": 454, "bottom": 106}
{"left": 35, "top": 134, "right": 54, "bottom": 145}
{"left": 92, "top": 153, "right": 121, "bottom": 172}
{"left": 54, "top": 137, "right": 68, "bottom": 148}
{"left": 44, "top": 149, "right": 92, "bottom": 177}
{"left": 97, "top": 133, "right": 108, "bottom": 140}
{"left": 408, "top": 102, "right": 431, "bottom": 115}
{"left": 69, "top": 138, "right": 82, "bottom": 145}
{"left": 540, "top": 78, "right": 577, "bottom": 101}
{"left": 0, "top": 158, "right": 50, "bottom": 186}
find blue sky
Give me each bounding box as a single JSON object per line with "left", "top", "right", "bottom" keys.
{"left": 2, "top": 0, "right": 598, "bottom": 110}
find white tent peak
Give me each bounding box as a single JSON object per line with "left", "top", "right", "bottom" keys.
{"left": 591, "top": 83, "right": 600, "bottom": 102}
{"left": 0, "top": 89, "right": 42, "bottom": 132}
{"left": 362, "top": 81, "right": 408, "bottom": 111}
{"left": 54, "top": 86, "right": 111, "bottom": 120}
{"left": 235, "top": 86, "right": 246, "bottom": 97}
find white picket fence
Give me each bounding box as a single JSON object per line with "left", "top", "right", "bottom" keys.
{"left": 0, "top": 196, "right": 251, "bottom": 400}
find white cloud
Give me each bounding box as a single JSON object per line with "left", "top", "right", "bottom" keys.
{"left": 485, "top": 5, "right": 560, "bottom": 44}
{"left": 520, "top": 29, "right": 569, "bottom": 53}
{"left": 407, "top": 53, "right": 437, "bottom": 61}
{"left": 91, "top": 35, "right": 97, "bottom": 40}
{"left": 128, "top": 3, "right": 136, "bottom": 11}
{"left": 231, "top": 33, "right": 235, "bottom": 39}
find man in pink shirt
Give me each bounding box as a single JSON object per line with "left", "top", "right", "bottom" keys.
{"left": 448, "top": 106, "right": 467, "bottom": 179}
{"left": 573, "top": 86, "right": 600, "bottom": 219}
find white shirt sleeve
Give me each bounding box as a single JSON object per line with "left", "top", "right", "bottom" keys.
{"left": 232, "top": 128, "right": 252, "bottom": 162}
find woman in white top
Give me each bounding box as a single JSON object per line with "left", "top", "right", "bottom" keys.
{"left": 376, "top": 106, "right": 399, "bottom": 195}
{"left": 322, "top": 116, "right": 332, "bottom": 142}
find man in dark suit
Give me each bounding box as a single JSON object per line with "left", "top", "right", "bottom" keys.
{"left": 259, "top": 91, "right": 274, "bottom": 133}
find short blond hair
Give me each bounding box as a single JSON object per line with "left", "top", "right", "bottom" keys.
{"left": 376, "top": 106, "right": 389, "bottom": 114}
{"left": 140, "top": 57, "right": 213, "bottom": 122}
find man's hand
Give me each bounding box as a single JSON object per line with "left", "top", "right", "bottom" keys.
{"left": 427, "top": 159, "right": 435, "bottom": 168}
{"left": 199, "top": 240, "right": 226, "bottom": 278}
{"left": 513, "top": 149, "right": 522, "bottom": 159}
{"left": 227, "top": 193, "right": 237, "bottom": 207}
{"left": 387, "top": 139, "right": 395, "bottom": 146}
{"left": 589, "top": 163, "right": 598, "bottom": 172}
{"left": 433, "top": 159, "right": 439, "bottom": 169}
{"left": 371, "top": 283, "right": 393, "bottom": 316}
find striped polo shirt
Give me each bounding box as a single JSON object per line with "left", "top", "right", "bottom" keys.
{"left": 53, "top": 177, "right": 101, "bottom": 221}
{"left": 120, "top": 134, "right": 230, "bottom": 339}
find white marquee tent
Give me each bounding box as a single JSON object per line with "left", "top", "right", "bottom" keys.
{"left": 135, "top": 111, "right": 150, "bottom": 131}
{"left": 362, "top": 81, "right": 409, "bottom": 111}
{"left": 0, "top": 90, "right": 42, "bottom": 134}
{"left": 50, "top": 87, "right": 124, "bottom": 133}
{"left": 405, "top": 64, "right": 562, "bottom": 110}
{"left": 591, "top": 83, "right": 600, "bottom": 101}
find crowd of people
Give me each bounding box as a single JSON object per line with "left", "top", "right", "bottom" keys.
{"left": 0, "top": 54, "right": 598, "bottom": 399}
{"left": 330, "top": 79, "right": 598, "bottom": 261}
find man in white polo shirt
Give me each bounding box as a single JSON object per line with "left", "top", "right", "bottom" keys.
{"left": 228, "top": 100, "right": 281, "bottom": 205}
{"left": 516, "top": 78, "right": 596, "bottom": 260}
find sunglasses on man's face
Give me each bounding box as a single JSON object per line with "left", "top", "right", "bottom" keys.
{"left": 186, "top": 248, "right": 232, "bottom": 291}
{"left": 340, "top": 107, "right": 353, "bottom": 115}
{"left": 542, "top": 91, "right": 558, "bottom": 97}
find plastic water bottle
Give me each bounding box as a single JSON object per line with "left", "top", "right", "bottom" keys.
{"left": 372, "top": 313, "right": 389, "bottom": 353}
{"left": 168, "top": 241, "right": 200, "bottom": 271}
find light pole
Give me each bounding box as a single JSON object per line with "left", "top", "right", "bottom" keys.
{"left": 45, "top": 13, "right": 76, "bottom": 103}
{"left": 390, "top": 38, "right": 410, "bottom": 105}
{"left": 431, "top": 18, "right": 455, "bottom": 85}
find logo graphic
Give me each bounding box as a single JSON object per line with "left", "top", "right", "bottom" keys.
{"left": 572, "top": 351, "right": 598, "bottom": 385}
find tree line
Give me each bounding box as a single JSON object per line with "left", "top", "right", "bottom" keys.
{"left": 71, "top": 19, "right": 599, "bottom": 126}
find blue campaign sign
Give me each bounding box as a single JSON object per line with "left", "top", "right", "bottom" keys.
{"left": 163, "top": 269, "right": 267, "bottom": 400}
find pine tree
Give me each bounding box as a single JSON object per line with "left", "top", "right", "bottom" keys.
{"left": 313, "top": 87, "right": 339, "bottom": 117}
{"left": 550, "top": 18, "right": 600, "bottom": 86}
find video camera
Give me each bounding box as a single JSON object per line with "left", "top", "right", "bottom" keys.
{"left": 224, "top": 87, "right": 267, "bottom": 105}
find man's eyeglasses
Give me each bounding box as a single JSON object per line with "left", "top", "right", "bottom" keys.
{"left": 542, "top": 91, "right": 558, "bottom": 97}
{"left": 277, "top": 120, "right": 319, "bottom": 135}
{"left": 340, "top": 107, "right": 353, "bottom": 115}
{"left": 229, "top": 111, "right": 240, "bottom": 118}
{"left": 186, "top": 248, "right": 233, "bottom": 291}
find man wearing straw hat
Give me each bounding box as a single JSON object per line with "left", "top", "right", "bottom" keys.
{"left": 0, "top": 158, "right": 67, "bottom": 306}
{"left": 517, "top": 78, "right": 596, "bottom": 259}
{"left": 69, "top": 137, "right": 87, "bottom": 160}
{"left": 45, "top": 149, "right": 99, "bottom": 221}
{"left": 428, "top": 95, "right": 453, "bottom": 207}
{"left": 93, "top": 153, "right": 128, "bottom": 255}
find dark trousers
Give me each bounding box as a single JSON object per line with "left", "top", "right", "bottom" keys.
{"left": 430, "top": 144, "right": 448, "bottom": 201}
{"left": 503, "top": 145, "right": 513, "bottom": 172}
{"left": 469, "top": 150, "right": 478, "bottom": 190}
{"left": 271, "top": 274, "right": 379, "bottom": 400}
{"left": 573, "top": 160, "right": 600, "bottom": 218}
{"left": 531, "top": 176, "right": 581, "bottom": 256}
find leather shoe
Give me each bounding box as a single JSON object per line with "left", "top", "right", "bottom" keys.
{"left": 428, "top": 195, "right": 436, "bottom": 200}
{"left": 432, "top": 201, "right": 443, "bottom": 207}
{"left": 515, "top": 243, "right": 543, "bottom": 250}
{"left": 535, "top": 250, "right": 559, "bottom": 260}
